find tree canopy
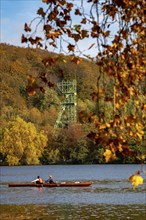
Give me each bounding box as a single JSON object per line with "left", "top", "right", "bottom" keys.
{"left": 0, "top": 117, "right": 47, "bottom": 165}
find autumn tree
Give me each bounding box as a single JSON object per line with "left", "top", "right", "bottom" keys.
{"left": 0, "top": 117, "right": 48, "bottom": 165}
{"left": 22, "top": 0, "right": 146, "bottom": 163}
{"left": 50, "top": 123, "right": 89, "bottom": 163}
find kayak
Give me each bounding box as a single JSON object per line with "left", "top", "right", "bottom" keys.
{"left": 8, "top": 181, "right": 92, "bottom": 187}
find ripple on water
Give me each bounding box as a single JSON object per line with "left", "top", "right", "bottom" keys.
{"left": 1, "top": 203, "right": 146, "bottom": 220}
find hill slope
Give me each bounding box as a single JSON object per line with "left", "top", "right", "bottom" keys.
{"left": 0, "top": 43, "right": 145, "bottom": 165}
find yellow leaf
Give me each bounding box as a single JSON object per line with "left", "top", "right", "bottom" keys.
{"left": 119, "top": 125, "right": 124, "bottom": 130}
{"left": 127, "top": 123, "right": 131, "bottom": 127}
{"left": 135, "top": 100, "right": 139, "bottom": 105}
{"left": 27, "top": 75, "right": 36, "bottom": 84}
{"left": 99, "top": 124, "right": 106, "bottom": 129}
{"left": 118, "top": 144, "right": 123, "bottom": 152}
{"left": 70, "top": 56, "right": 82, "bottom": 64}
{"left": 128, "top": 174, "right": 144, "bottom": 189}
{"left": 106, "top": 123, "right": 111, "bottom": 128}
{"left": 136, "top": 122, "right": 143, "bottom": 131}
{"left": 128, "top": 87, "right": 135, "bottom": 96}
{"left": 136, "top": 132, "right": 143, "bottom": 140}
{"left": 63, "top": 59, "right": 67, "bottom": 63}
{"left": 141, "top": 155, "right": 145, "bottom": 160}
{"left": 103, "top": 149, "right": 116, "bottom": 163}
{"left": 115, "top": 103, "right": 120, "bottom": 109}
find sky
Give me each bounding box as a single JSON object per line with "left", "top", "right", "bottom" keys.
{"left": 1, "top": 0, "right": 118, "bottom": 57}
{"left": 1, "top": 0, "right": 99, "bottom": 57}
{"left": 1, "top": 0, "right": 44, "bottom": 46}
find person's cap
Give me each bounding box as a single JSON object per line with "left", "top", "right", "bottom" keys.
{"left": 49, "top": 175, "right": 52, "bottom": 178}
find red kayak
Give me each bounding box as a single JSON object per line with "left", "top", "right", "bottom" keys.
{"left": 8, "top": 181, "right": 92, "bottom": 187}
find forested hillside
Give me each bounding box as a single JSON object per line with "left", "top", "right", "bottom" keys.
{"left": 0, "top": 43, "right": 145, "bottom": 165}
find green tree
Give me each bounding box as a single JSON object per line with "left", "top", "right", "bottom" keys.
{"left": 70, "top": 138, "right": 89, "bottom": 164}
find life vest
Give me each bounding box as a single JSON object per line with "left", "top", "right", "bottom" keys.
{"left": 38, "top": 177, "right": 43, "bottom": 183}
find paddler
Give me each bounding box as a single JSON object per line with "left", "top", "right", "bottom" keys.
{"left": 45, "top": 175, "right": 55, "bottom": 184}
{"left": 31, "top": 176, "right": 43, "bottom": 184}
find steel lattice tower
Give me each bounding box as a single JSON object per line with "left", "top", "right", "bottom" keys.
{"left": 54, "top": 80, "right": 77, "bottom": 128}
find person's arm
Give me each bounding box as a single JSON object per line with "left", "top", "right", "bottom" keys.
{"left": 31, "top": 178, "right": 38, "bottom": 183}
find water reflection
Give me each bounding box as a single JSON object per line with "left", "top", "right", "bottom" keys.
{"left": 1, "top": 204, "right": 146, "bottom": 220}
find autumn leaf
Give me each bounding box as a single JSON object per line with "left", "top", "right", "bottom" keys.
{"left": 44, "top": 24, "right": 52, "bottom": 33}
{"left": 63, "top": 59, "right": 67, "bottom": 63}
{"left": 74, "top": 25, "right": 81, "bottom": 32}
{"left": 81, "top": 30, "right": 89, "bottom": 38}
{"left": 64, "top": 15, "right": 71, "bottom": 21}
{"left": 142, "top": 104, "right": 146, "bottom": 110}
{"left": 68, "top": 44, "right": 75, "bottom": 52}
{"left": 28, "top": 37, "right": 42, "bottom": 45}
{"left": 136, "top": 132, "right": 144, "bottom": 140}
{"left": 37, "top": 8, "right": 46, "bottom": 17}
{"left": 42, "top": 0, "right": 49, "bottom": 4}
{"left": 21, "top": 34, "right": 28, "bottom": 43}
{"left": 24, "top": 23, "right": 31, "bottom": 32}
{"left": 70, "top": 56, "right": 82, "bottom": 64}
{"left": 26, "top": 87, "right": 36, "bottom": 96}
{"left": 66, "top": 2, "right": 73, "bottom": 11}
{"left": 103, "top": 30, "right": 110, "bottom": 37}
{"left": 135, "top": 122, "right": 144, "bottom": 140}
{"left": 42, "top": 57, "right": 58, "bottom": 66}
{"left": 141, "top": 155, "right": 145, "bottom": 160}
{"left": 75, "top": 9, "right": 82, "bottom": 16}
{"left": 113, "top": 0, "right": 126, "bottom": 8}
{"left": 35, "top": 37, "right": 42, "bottom": 44}
{"left": 128, "top": 174, "right": 144, "bottom": 190}
{"left": 26, "top": 75, "right": 38, "bottom": 96}
{"left": 49, "top": 42, "right": 57, "bottom": 48}
{"left": 103, "top": 149, "right": 116, "bottom": 163}
{"left": 117, "top": 144, "right": 123, "bottom": 152}
{"left": 27, "top": 75, "right": 36, "bottom": 84}
{"left": 81, "top": 18, "right": 87, "bottom": 24}
{"left": 128, "top": 87, "right": 135, "bottom": 96}
{"left": 56, "top": 19, "right": 66, "bottom": 28}
{"left": 72, "top": 33, "right": 81, "bottom": 42}
{"left": 42, "top": 0, "right": 56, "bottom": 4}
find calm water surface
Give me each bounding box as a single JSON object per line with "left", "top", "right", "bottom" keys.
{"left": 0, "top": 164, "right": 146, "bottom": 219}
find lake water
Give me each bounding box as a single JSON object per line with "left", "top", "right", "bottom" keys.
{"left": 0, "top": 164, "right": 146, "bottom": 219}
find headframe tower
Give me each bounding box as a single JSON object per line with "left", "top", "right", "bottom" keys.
{"left": 54, "top": 80, "right": 77, "bottom": 128}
